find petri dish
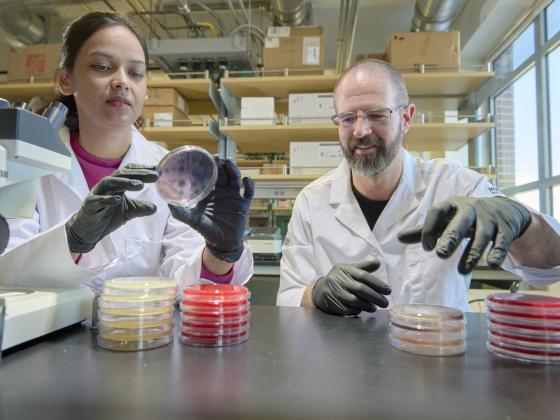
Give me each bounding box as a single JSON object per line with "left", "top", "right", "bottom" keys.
{"left": 487, "top": 309, "right": 560, "bottom": 329}
{"left": 99, "top": 306, "right": 174, "bottom": 317}
{"left": 390, "top": 323, "right": 466, "bottom": 343}
{"left": 390, "top": 335, "right": 466, "bottom": 356}
{"left": 390, "top": 304, "right": 465, "bottom": 331}
{"left": 98, "top": 294, "right": 175, "bottom": 309}
{"left": 156, "top": 145, "right": 217, "bottom": 207}
{"left": 182, "top": 284, "right": 250, "bottom": 302}
{"left": 98, "top": 323, "right": 173, "bottom": 340}
{"left": 103, "top": 277, "right": 177, "bottom": 297}
{"left": 180, "top": 330, "right": 249, "bottom": 347}
{"left": 182, "top": 311, "right": 250, "bottom": 326}
{"left": 181, "top": 322, "right": 249, "bottom": 336}
{"left": 181, "top": 302, "right": 250, "bottom": 316}
{"left": 97, "top": 334, "right": 172, "bottom": 352}
{"left": 487, "top": 293, "right": 560, "bottom": 310}
{"left": 488, "top": 319, "right": 560, "bottom": 336}
{"left": 488, "top": 330, "right": 560, "bottom": 349}
{"left": 487, "top": 339, "right": 560, "bottom": 364}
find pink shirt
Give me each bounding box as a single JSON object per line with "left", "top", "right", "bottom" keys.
{"left": 70, "top": 133, "right": 234, "bottom": 284}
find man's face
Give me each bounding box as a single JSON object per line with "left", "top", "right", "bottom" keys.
{"left": 334, "top": 69, "right": 412, "bottom": 177}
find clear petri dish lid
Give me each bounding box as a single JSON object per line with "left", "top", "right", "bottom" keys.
{"left": 181, "top": 302, "right": 250, "bottom": 315}
{"left": 390, "top": 323, "right": 466, "bottom": 343}
{"left": 487, "top": 308, "right": 560, "bottom": 327}
{"left": 181, "top": 312, "right": 250, "bottom": 325}
{"left": 390, "top": 335, "right": 466, "bottom": 357}
{"left": 181, "top": 322, "right": 250, "bottom": 336}
{"left": 182, "top": 284, "right": 250, "bottom": 302}
{"left": 98, "top": 295, "right": 175, "bottom": 309}
{"left": 97, "top": 334, "right": 172, "bottom": 352}
{"left": 486, "top": 293, "right": 560, "bottom": 317}
{"left": 488, "top": 329, "right": 560, "bottom": 349}
{"left": 98, "top": 306, "right": 173, "bottom": 317}
{"left": 98, "top": 322, "right": 173, "bottom": 340}
{"left": 156, "top": 145, "right": 217, "bottom": 207}
{"left": 98, "top": 317, "right": 174, "bottom": 329}
{"left": 180, "top": 331, "right": 249, "bottom": 347}
{"left": 103, "top": 277, "right": 177, "bottom": 296}
{"left": 488, "top": 318, "right": 560, "bottom": 336}
{"left": 487, "top": 338, "right": 560, "bottom": 363}
{"left": 390, "top": 304, "right": 465, "bottom": 330}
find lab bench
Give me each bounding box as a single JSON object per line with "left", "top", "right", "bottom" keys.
{"left": 0, "top": 306, "right": 558, "bottom": 420}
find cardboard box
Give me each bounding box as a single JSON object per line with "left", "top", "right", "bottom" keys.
{"left": 355, "top": 52, "right": 387, "bottom": 63}
{"left": 7, "top": 43, "right": 62, "bottom": 82}
{"left": 387, "top": 31, "right": 460, "bottom": 70}
{"left": 141, "top": 106, "right": 190, "bottom": 128}
{"left": 289, "top": 93, "right": 334, "bottom": 125}
{"left": 241, "top": 97, "right": 276, "bottom": 125}
{"left": 145, "top": 88, "right": 188, "bottom": 114}
{"left": 290, "top": 141, "right": 342, "bottom": 174}
{"left": 263, "top": 26, "right": 324, "bottom": 75}
{"left": 261, "top": 163, "right": 287, "bottom": 175}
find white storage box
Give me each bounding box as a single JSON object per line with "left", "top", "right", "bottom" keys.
{"left": 289, "top": 93, "right": 335, "bottom": 125}
{"left": 290, "top": 141, "right": 342, "bottom": 174}
{"left": 241, "top": 97, "right": 276, "bottom": 126}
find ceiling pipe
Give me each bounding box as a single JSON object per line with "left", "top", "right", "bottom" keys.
{"left": 0, "top": 5, "right": 48, "bottom": 44}
{"left": 335, "top": 0, "right": 360, "bottom": 74}
{"left": 269, "top": 0, "right": 309, "bottom": 26}
{"left": 411, "top": 0, "right": 465, "bottom": 32}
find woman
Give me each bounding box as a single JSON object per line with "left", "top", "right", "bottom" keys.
{"left": 0, "top": 11, "right": 254, "bottom": 293}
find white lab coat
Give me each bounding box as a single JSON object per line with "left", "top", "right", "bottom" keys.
{"left": 277, "top": 149, "right": 560, "bottom": 311}
{"left": 0, "top": 126, "right": 253, "bottom": 293}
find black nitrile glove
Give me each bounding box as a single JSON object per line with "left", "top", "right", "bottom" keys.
{"left": 311, "top": 260, "right": 391, "bottom": 316}
{"left": 398, "top": 196, "right": 532, "bottom": 274}
{"left": 65, "top": 164, "right": 159, "bottom": 253}
{"left": 169, "top": 157, "right": 254, "bottom": 263}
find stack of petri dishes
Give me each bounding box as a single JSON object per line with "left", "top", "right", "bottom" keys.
{"left": 390, "top": 304, "right": 467, "bottom": 356}
{"left": 180, "top": 284, "right": 250, "bottom": 347}
{"left": 97, "top": 277, "right": 177, "bottom": 351}
{"left": 486, "top": 293, "right": 560, "bottom": 364}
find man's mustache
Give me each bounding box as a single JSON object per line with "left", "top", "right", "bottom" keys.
{"left": 349, "top": 135, "right": 383, "bottom": 152}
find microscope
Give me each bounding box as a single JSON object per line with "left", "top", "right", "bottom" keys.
{"left": 0, "top": 98, "right": 93, "bottom": 351}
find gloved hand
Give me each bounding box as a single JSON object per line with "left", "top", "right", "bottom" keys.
{"left": 65, "top": 164, "right": 159, "bottom": 253}
{"left": 169, "top": 157, "right": 254, "bottom": 263}
{"left": 398, "top": 196, "right": 532, "bottom": 274}
{"left": 311, "top": 260, "right": 391, "bottom": 316}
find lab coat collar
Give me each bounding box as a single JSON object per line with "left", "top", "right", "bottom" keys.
{"left": 52, "top": 126, "right": 154, "bottom": 201}
{"left": 329, "top": 149, "right": 425, "bottom": 242}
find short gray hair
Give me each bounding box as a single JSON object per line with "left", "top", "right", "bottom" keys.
{"left": 334, "top": 59, "right": 409, "bottom": 109}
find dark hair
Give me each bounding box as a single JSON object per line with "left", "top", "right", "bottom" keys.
{"left": 334, "top": 59, "right": 409, "bottom": 110}
{"left": 46, "top": 11, "right": 148, "bottom": 133}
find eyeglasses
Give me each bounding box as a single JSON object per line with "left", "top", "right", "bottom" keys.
{"left": 331, "top": 105, "right": 408, "bottom": 128}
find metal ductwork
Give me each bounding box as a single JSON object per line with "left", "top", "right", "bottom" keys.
{"left": 335, "top": 0, "right": 360, "bottom": 74}
{"left": 270, "top": 0, "right": 310, "bottom": 26}
{"left": 0, "top": 5, "right": 48, "bottom": 44}
{"left": 411, "top": 0, "right": 465, "bottom": 32}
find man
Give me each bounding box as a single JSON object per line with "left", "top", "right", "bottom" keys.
{"left": 277, "top": 59, "right": 560, "bottom": 315}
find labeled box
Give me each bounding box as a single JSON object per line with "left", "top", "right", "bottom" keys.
{"left": 290, "top": 141, "right": 342, "bottom": 175}
{"left": 263, "top": 26, "right": 324, "bottom": 75}
{"left": 387, "top": 31, "right": 460, "bottom": 70}
{"left": 289, "top": 93, "right": 335, "bottom": 125}
{"left": 7, "top": 43, "right": 62, "bottom": 82}
{"left": 141, "top": 106, "right": 190, "bottom": 127}
{"left": 241, "top": 97, "right": 276, "bottom": 126}
{"left": 145, "top": 88, "right": 188, "bottom": 114}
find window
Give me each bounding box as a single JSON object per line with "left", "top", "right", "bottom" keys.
{"left": 512, "top": 190, "right": 540, "bottom": 212}
{"left": 494, "top": 68, "right": 539, "bottom": 188}
{"left": 494, "top": 24, "right": 535, "bottom": 75}
{"left": 549, "top": 47, "right": 560, "bottom": 176}
{"left": 554, "top": 185, "right": 560, "bottom": 220}
{"left": 546, "top": 0, "right": 560, "bottom": 40}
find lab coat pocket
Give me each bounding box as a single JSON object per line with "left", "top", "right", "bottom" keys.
{"left": 123, "top": 238, "right": 163, "bottom": 276}
{"left": 405, "top": 245, "right": 442, "bottom": 303}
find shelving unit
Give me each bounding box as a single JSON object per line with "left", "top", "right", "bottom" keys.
{"left": 141, "top": 126, "right": 218, "bottom": 152}
{"left": 221, "top": 122, "right": 493, "bottom": 153}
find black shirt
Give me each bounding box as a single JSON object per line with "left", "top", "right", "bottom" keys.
{"left": 351, "top": 184, "right": 389, "bottom": 230}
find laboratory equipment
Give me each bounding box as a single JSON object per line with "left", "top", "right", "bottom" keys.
{"left": 390, "top": 304, "right": 466, "bottom": 356}
{"left": 486, "top": 293, "right": 560, "bottom": 364}
{"left": 96, "top": 277, "right": 177, "bottom": 352}
{"left": 245, "top": 227, "right": 283, "bottom": 261}
{"left": 156, "top": 145, "right": 217, "bottom": 207}
{"left": 180, "top": 284, "right": 251, "bottom": 347}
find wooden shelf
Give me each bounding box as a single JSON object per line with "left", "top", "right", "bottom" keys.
{"left": 0, "top": 79, "right": 211, "bottom": 102}
{"left": 221, "top": 123, "right": 494, "bottom": 153}
{"left": 141, "top": 126, "right": 218, "bottom": 153}
{"left": 221, "top": 71, "right": 494, "bottom": 98}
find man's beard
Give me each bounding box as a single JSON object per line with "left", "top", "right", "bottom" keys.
{"left": 341, "top": 130, "right": 402, "bottom": 177}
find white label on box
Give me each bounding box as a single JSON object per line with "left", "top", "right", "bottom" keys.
{"left": 265, "top": 37, "right": 280, "bottom": 48}
{"left": 319, "top": 143, "right": 342, "bottom": 160}
{"left": 176, "top": 95, "right": 186, "bottom": 113}
{"left": 302, "top": 37, "right": 321, "bottom": 65}
{"left": 316, "top": 94, "right": 334, "bottom": 113}
{"left": 153, "top": 112, "right": 173, "bottom": 128}
{"left": 267, "top": 27, "right": 290, "bottom": 37}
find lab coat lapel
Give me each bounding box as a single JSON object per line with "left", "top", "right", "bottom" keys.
{"left": 374, "top": 150, "right": 425, "bottom": 236}
{"left": 330, "top": 161, "right": 378, "bottom": 247}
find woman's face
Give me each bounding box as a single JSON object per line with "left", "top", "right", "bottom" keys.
{"left": 60, "top": 25, "right": 147, "bottom": 130}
